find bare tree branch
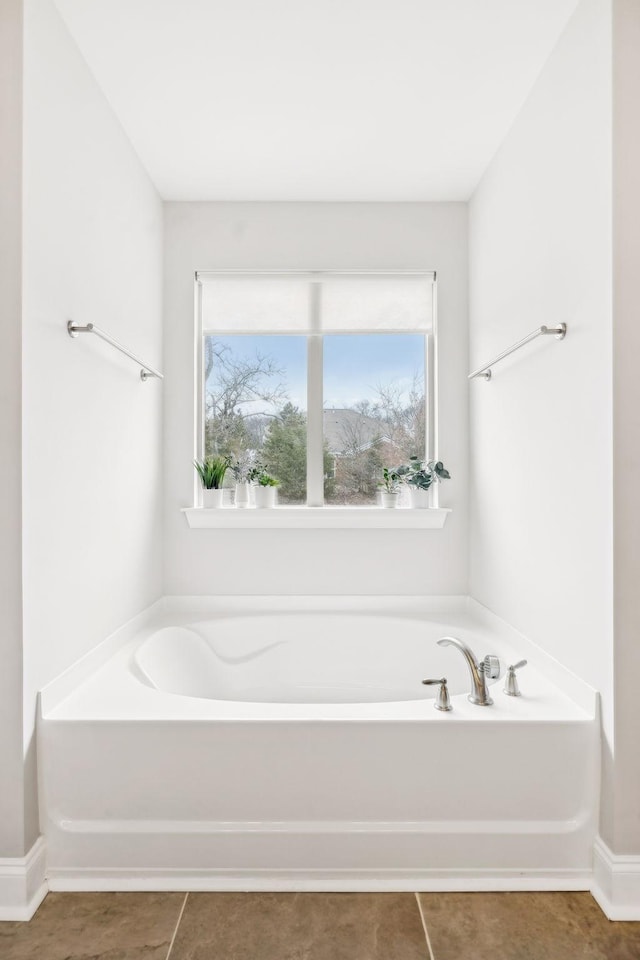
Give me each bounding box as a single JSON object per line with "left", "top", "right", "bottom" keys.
{"left": 204, "top": 336, "right": 289, "bottom": 457}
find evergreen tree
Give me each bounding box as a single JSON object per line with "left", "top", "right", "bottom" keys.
{"left": 262, "top": 403, "right": 307, "bottom": 503}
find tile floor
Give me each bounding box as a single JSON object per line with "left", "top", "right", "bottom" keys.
{"left": 1, "top": 890, "right": 640, "bottom": 960}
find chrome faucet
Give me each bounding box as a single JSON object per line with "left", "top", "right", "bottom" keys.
{"left": 437, "top": 636, "right": 501, "bottom": 706}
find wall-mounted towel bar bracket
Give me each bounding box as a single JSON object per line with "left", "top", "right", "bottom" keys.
{"left": 468, "top": 323, "right": 566, "bottom": 381}
{"left": 67, "top": 321, "right": 163, "bottom": 381}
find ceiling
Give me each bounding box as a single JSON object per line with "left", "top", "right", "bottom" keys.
{"left": 53, "top": 0, "right": 578, "bottom": 202}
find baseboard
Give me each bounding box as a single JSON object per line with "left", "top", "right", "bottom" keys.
{"left": 0, "top": 837, "right": 48, "bottom": 921}
{"left": 592, "top": 836, "right": 640, "bottom": 920}
{"left": 47, "top": 866, "right": 592, "bottom": 893}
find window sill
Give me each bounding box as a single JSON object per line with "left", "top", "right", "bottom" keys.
{"left": 182, "top": 506, "right": 451, "bottom": 529}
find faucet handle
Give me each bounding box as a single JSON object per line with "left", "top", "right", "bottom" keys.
{"left": 504, "top": 660, "right": 527, "bottom": 697}
{"left": 422, "top": 677, "right": 453, "bottom": 712}
{"left": 482, "top": 655, "right": 502, "bottom": 680}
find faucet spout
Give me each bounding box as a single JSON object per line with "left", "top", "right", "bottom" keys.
{"left": 437, "top": 636, "right": 493, "bottom": 706}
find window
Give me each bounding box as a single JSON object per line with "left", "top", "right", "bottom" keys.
{"left": 197, "top": 271, "right": 435, "bottom": 507}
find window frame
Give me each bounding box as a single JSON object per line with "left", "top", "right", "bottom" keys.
{"left": 194, "top": 270, "right": 438, "bottom": 510}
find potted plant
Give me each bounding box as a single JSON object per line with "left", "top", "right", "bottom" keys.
{"left": 379, "top": 466, "right": 403, "bottom": 508}
{"left": 232, "top": 452, "right": 259, "bottom": 508}
{"left": 194, "top": 455, "right": 231, "bottom": 508}
{"left": 403, "top": 456, "right": 451, "bottom": 508}
{"left": 254, "top": 470, "right": 279, "bottom": 508}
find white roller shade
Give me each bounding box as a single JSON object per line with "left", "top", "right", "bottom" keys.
{"left": 199, "top": 272, "right": 435, "bottom": 334}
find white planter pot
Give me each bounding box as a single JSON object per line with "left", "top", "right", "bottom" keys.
{"left": 409, "top": 487, "right": 432, "bottom": 509}
{"left": 254, "top": 485, "right": 277, "bottom": 508}
{"left": 380, "top": 491, "right": 400, "bottom": 509}
{"left": 234, "top": 481, "right": 251, "bottom": 508}
{"left": 202, "top": 488, "right": 224, "bottom": 509}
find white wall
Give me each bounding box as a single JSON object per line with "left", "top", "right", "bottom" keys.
{"left": 612, "top": 0, "right": 640, "bottom": 855}
{"left": 164, "top": 203, "right": 468, "bottom": 596}
{"left": 0, "top": 0, "right": 29, "bottom": 858}
{"left": 469, "top": 0, "right": 614, "bottom": 830}
{"left": 21, "top": 0, "right": 164, "bottom": 778}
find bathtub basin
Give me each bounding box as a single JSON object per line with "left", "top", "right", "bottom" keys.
{"left": 133, "top": 615, "right": 490, "bottom": 704}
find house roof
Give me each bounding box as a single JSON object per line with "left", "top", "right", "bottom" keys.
{"left": 323, "top": 408, "right": 394, "bottom": 455}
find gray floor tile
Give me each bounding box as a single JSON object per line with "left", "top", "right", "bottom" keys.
{"left": 418, "top": 891, "right": 640, "bottom": 960}
{"left": 0, "top": 891, "right": 184, "bottom": 960}
{"left": 169, "top": 892, "right": 429, "bottom": 960}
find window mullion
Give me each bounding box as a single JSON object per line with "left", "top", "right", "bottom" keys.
{"left": 429, "top": 279, "right": 438, "bottom": 507}
{"left": 306, "top": 282, "right": 324, "bottom": 506}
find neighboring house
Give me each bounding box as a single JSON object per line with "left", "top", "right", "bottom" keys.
{"left": 323, "top": 408, "right": 404, "bottom": 496}
{"left": 323, "top": 408, "right": 388, "bottom": 455}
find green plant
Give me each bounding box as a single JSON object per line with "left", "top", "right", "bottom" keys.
{"left": 431, "top": 460, "right": 451, "bottom": 483}
{"left": 193, "top": 455, "right": 231, "bottom": 490}
{"left": 379, "top": 466, "right": 403, "bottom": 494}
{"left": 257, "top": 471, "right": 279, "bottom": 487}
{"left": 402, "top": 456, "right": 451, "bottom": 489}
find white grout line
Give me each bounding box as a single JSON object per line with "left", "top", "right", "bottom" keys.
{"left": 415, "top": 892, "right": 436, "bottom": 960}
{"left": 166, "top": 892, "right": 189, "bottom": 960}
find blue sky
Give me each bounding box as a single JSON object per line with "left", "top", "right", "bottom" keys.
{"left": 208, "top": 334, "right": 425, "bottom": 412}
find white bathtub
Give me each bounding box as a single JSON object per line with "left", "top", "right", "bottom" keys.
{"left": 38, "top": 597, "right": 599, "bottom": 891}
